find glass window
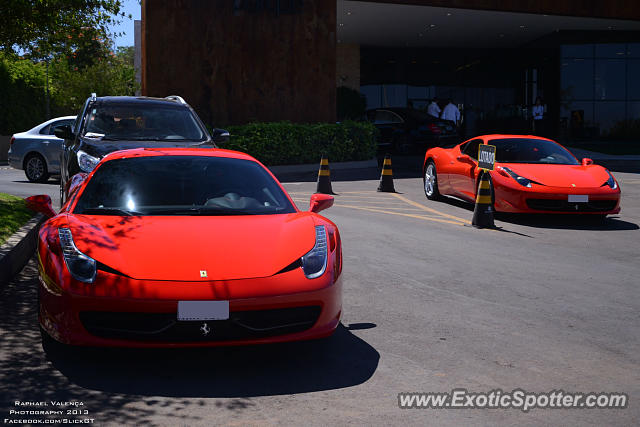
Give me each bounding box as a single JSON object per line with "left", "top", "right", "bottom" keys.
{"left": 595, "top": 43, "right": 627, "bottom": 58}
{"left": 373, "top": 110, "right": 404, "bottom": 124}
{"left": 74, "top": 156, "right": 296, "bottom": 216}
{"left": 628, "top": 60, "right": 640, "bottom": 100}
{"left": 561, "top": 59, "right": 594, "bottom": 100}
{"left": 83, "top": 103, "right": 207, "bottom": 142}
{"left": 627, "top": 101, "right": 640, "bottom": 120}
{"left": 627, "top": 43, "right": 640, "bottom": 58}
{"left": 360, "top": 85, "right": 382, "bottom": 109}
{"left": 595, "top": 59, "right": 626, "bottom": 100}
{"left": 381, "top": 84, "right": 408, "bottom": 108}
{"left": 489, "top": 138, "right": 579, "bottom": 165}
{"left": 561, "top": 44, "right": 594, "bottom": 58}
{"left": 595, "top": 102, "right": 626, "bottom": 134}
{"left": 462, "top": 139, "right": 482, "bottom": 159}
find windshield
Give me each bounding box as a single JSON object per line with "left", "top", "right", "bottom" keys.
{"left": 490, "top": 138, "right": 579, "bottom": 165}
{"left": 73, "top": 156, "right": 296, "bottom": 216}
{"left": 82, "top": 103, "right": 207, "bottom": 142}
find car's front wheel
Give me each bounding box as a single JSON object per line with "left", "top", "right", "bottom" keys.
{"left": 24, "top": 153, "right": 49, "bottom": 183}
{"left": 424, "top": 161, "right": 441, "bottom": 200}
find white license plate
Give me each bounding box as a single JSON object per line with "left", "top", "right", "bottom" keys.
{"left": 568, "top": 195, "right": 589, "bottom": 203}
{"left": 177, "top": 301, "right": 229, "bottom": 321}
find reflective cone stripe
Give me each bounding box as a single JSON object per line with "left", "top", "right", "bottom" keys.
{"left": 318, "top": 170, "right": 330, "bottom": 176}
{"left": 476, "top": 195, "right": 492, "bottom": 204}
{"left": 378, "top": 154, "right": 396, "bottom": 192}
{"left": 320, "top": 158, "right": 329, "bottom": 166}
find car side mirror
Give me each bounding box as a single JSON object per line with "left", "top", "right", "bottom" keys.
{"left": 457, "top": 154, "right": 471, "bottom": 162}
{"left": 25, "top": 195, "right": 56, "bottom": 218}
{"left": 53, "top": 124, "right": 74, "bottom": 140}
{"left": 581, "top": 157, "right": 594, "bottom": 166}
{"left": 309, "top": 194, "right": 334, "bottom": 213}
{"left": 212, "top": 128, "right": 230, "bottom": 144}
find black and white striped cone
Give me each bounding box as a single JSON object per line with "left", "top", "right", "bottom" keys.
{"left": 377, "top": 154, "right": 396, "bottom": 192}
{"left": 472, "top": 170, "right": 495, "bottom": 228}
{"left": 315, "top": 155, "right": 335, "bottom": 194}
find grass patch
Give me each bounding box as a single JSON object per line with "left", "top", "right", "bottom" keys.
{"left": 0, "top": 193, "right": 34, "bottom": 246}
{"left": 565, "top": 141, "right": 640, "bottom": 156}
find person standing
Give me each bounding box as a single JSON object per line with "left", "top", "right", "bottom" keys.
{"left": 532, "top": 97, "right": 544, "bottom": 135}
{"left": 427, "top": 98, "right": 441, "bottom": 118}
{"left": 441, "top": 99, "right": 461, "bottom": 126}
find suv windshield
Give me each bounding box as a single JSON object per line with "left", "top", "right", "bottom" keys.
{"left": 83, "top": 103, "right": 207, "bottom": 142}
{"left": 74, "top": 156, "right": 296, "bottom": 216}
{"left": 491, "top": 138, "right": 579, "bottom": 165}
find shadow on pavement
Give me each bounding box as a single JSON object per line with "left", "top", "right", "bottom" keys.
{"left": 0, "top": 258, "right": 379, "bottom": 425}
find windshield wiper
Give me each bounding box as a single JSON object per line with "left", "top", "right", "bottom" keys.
{"left": 80, "top": 207, "right": 141, "bottom": 216}
{"left": 147, "top": 207, "right": 258, "bottom": 216}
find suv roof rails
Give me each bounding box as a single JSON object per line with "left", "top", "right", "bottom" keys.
{"left": 165, "top": 95, "right": 187, "bottom": 105}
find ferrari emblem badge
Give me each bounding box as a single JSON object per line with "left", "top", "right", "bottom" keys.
{"left": 200, "top": 323, "right": 210, "bottom": 336}
{"left": 571, "top": 184, "right": 576, "bottom": 187}
{"left": 200, "top": 270, "right": 208, "bottom": 278}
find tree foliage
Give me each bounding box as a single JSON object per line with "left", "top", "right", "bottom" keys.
{"left": 0, "top": 0, "right": 128, "bottom": 58}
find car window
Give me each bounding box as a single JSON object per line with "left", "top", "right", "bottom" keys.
{"left": 490, "top": 138, "right": 579, "bottom": 165}
{"left": 374, "top": 110, "right": 404, "bottom": 124}
{"left": 83, "top": 103, "right": 207, "bottom": 141}
{"left": 462, "top": 139, "right": 483, "bottom": 159}
{"left": 41, "top": 119, "right": 74, "bottom": 135}
{"left": 73, "top": 156, "right": 296, "bottom": 216}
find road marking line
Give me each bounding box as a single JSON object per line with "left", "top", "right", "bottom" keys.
{"left": 337, "top": 204, "right": 466, "bottom": 226}
{"left": 391, "top": 193, "right": 471, "bottom": 224}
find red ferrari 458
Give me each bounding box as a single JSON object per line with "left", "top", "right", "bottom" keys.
{"left": 423, "top": 135, "right": 621, "bottom": 216}
{"left": 27, "top": 148, "right": 342, "bottom": 350}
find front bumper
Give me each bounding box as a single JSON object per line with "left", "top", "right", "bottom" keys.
{"left": 494, "top": 181, "right": 621, "bottom": 214}
{"left": 39, "top": 267, "right": 342, "bottom": 348}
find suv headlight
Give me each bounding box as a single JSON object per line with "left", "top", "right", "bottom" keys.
{"left": 77, "top": 150, "right": 100, "bottom": 173}
{"left": 58, "top": 228, "right": 96, "bottom": 283}
{"left": 301, "top": 226, "right": 328, "bottom": 279}
{"left": 604, "top": 170, "right": 618, "bottom": 189}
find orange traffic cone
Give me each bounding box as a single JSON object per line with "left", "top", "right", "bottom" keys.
{"left": 377, "top": 154, "right": 396, "bottom": 192}
{"left": 315, "top": 155, "right": 335, "bottom": 194}
{"left": 472, "top": 170, "right": 495, "bottom": 228}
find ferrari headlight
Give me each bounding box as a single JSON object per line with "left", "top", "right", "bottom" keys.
{"left": 58, "top": 228, "right": 96, "bottom": 283}
{"left": 501, "top": 167, "right": 532, "bottom": 188}
{"left": 301, "top": 226, "right": 328, "bottom": 279}
{"left": 77, "top": 150, "right": 100, "bottom": 173}
{"left": 604, "top": 170, "right": 618, "bottom": 189}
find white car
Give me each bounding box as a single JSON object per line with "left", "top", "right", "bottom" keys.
{"left": 7, "top": 116, "right": 76, "bottom": 182}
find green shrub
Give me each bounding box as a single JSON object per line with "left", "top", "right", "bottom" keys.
{"left": 223, "top": 121, "right": 377, "bottom": 166}
{"left": 337, "top": 86, "right": 366, "bottom": 121}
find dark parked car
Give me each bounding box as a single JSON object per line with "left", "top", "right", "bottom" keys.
{"left": 55, "top": 94, "right": 229, "bottom": 203}
{"left": 366, "top": 107, "right": 458, "bottom": 153}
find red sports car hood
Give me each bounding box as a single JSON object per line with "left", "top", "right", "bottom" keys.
{"left": 64, "top": 213, "right": 316, "bottom": 281}
{"left": 500, "top": 163, "right": 610, "bottom": 188}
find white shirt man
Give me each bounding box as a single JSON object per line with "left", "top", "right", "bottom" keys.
{"left": 441, "top": 101, "right": 460, "bottom": 124}
{"left": 427, "top": 101, "right": 441, "bottom": 118}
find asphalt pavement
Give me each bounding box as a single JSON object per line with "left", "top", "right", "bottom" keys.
{"left": 1, "top": 164, "right": 639, "bottom": 426}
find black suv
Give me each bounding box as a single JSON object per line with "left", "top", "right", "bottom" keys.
{"left": 54, "top": 95, "right": 228, "bottom": 203}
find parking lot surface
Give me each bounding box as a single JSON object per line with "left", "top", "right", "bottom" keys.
{"left": 1, "top": 166, "right": 639, "bottom": 426}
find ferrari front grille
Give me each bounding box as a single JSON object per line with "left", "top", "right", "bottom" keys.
{"left": 525, "top": 199, "right": 617, "bottom": 212}
{"left": 79, "top": 306, "right": 321, "bottom": 342}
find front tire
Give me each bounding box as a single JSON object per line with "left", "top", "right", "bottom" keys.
{"left": 24, "top": 153, "right": 49, "bottom": 183}
{"left": 424, "top": 161, "right": 441, "bottom": 200}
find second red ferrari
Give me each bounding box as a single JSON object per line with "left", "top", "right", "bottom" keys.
{"left": 423, "top": 135, "right": 621, "bottom": 216}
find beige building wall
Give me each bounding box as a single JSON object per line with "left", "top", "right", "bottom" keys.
{"left": 336, "top": 43, "right": 360, "bottom": 90}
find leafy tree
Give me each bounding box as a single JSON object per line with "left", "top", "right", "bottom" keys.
{"left": 0, "top": 0, "right": 129, "bottom": 59}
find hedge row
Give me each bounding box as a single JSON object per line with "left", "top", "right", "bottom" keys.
{"left": 222, "top": 121, "right": 378, "bottom": 166}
